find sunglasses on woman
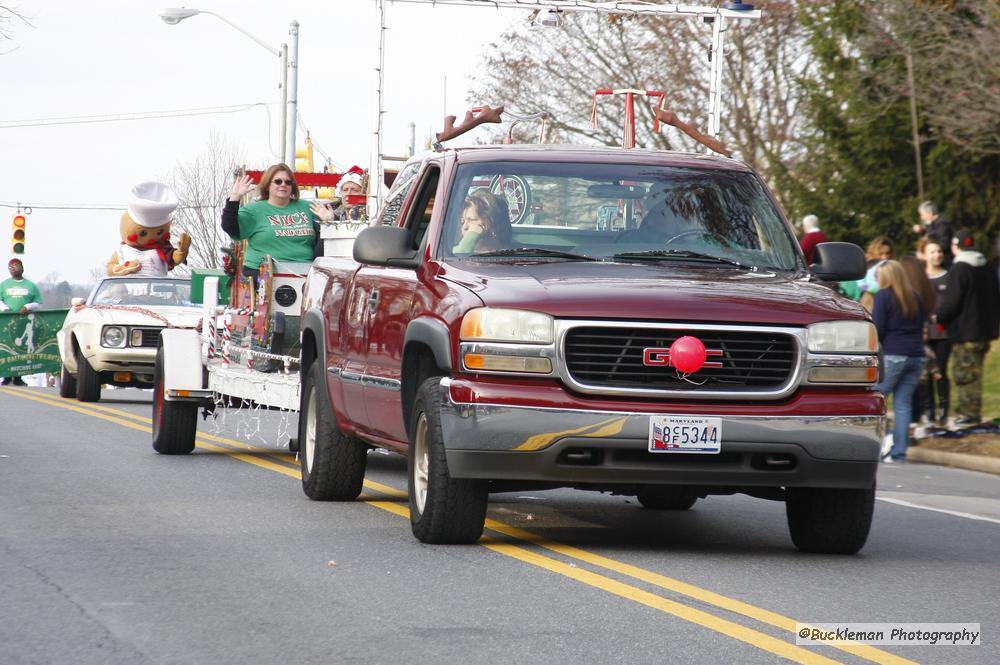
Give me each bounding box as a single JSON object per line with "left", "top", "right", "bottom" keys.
{"left": 272, "top": 178, "right": 295, "bottom": 186}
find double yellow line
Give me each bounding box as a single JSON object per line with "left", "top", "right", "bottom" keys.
{"left": 1, "top": 387, "right": 914, "bottom": 665}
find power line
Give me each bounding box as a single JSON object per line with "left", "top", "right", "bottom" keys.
{"left": 0, "top": 103, "right": 270, "bottom": 129}
{"left": 0, "top": 201, "right": 219, "bottom": 212}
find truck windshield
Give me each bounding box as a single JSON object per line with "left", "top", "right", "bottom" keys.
{"left": 439, "top": 161, "right": 799, "bottom": 271}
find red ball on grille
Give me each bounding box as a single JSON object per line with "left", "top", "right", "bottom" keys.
{"left": 669, "top": 336, "right": 707, "bottom": 374}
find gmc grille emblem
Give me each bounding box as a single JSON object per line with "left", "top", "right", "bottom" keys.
{"left": 642, "top": 347, "right": 724, "bottom": 368}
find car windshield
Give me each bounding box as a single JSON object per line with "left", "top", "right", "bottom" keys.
{"left": 438, "top": 161, "right": 800, "bottom": 271}
{"left": 91, "top": 278, "right": 195, "bottom": 307}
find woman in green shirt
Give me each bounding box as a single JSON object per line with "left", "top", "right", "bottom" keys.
{"left": 221, "top": 163, "right": 323, "bottom": 277}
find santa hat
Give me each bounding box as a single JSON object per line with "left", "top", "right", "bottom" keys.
{"left": 127, "top": 181, "right": 179, "bottom": 228}
{"left": 336, "top": 167, "right": 365, "bottom": 196}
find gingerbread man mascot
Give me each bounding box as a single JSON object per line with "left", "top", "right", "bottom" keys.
{"left": 106, "top": 181, "right": 191, "bottom": 277}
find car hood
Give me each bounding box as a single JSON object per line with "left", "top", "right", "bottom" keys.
{"left": 63, "top": 305, "right": 202, "bottom": 329}
{"left": 438, "top": 261, "right": 866, "bottom": 325}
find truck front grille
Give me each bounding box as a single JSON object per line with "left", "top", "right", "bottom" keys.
{"left": 563, "top": 326, "right": 796, "bottom": 392}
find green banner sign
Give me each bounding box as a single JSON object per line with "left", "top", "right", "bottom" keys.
{"left": 0, "top": 310, "right": 68, "bottom": 378}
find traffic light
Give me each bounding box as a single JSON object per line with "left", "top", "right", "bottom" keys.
{"left": 295, "top": 135, "right": 314, "bottom": 173}
{"left": 11, "top": 213, "right": 26, "bottom": 254}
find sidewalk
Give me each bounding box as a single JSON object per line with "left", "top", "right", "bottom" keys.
{"left": 908, "top": 446, "right": 1000, "bottom": 476}
{"left": 906, "top": 428, "right": 1000, "bottom": 476}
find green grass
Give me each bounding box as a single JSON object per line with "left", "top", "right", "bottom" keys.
{"left": 983, "top": 344, "right": 999, "bottom": 422}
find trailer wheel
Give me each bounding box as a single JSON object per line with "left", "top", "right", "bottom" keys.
{"left": 151, "top": 345, "right": 197, "bottom": 455}
{"left": 298, "top": 362, "right": 367, "bottom": 500}
{"left": 59, "top": 364, "right": 77, "bottom": 398}
{"left": 408, "top": 377, "right": 487, "bottom": 544}
{"left": 75, "top": 346, "right": 101, "bottom": 403}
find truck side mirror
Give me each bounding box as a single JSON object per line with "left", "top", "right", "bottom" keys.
{"left": 810, "top": 242, "right": 865, "bottom": 282}
{"left": 71, "top": 297, "right": 85, "bottom": 307}
{"left": 353, "top": 226, "right": 420, "bottom": 269}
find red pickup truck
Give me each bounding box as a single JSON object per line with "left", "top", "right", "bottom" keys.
{"left": 297, "top": 145, "right": 883, "bottom": 553}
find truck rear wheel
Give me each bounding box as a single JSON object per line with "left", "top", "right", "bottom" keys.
{"left": 785, "top": 486, "right": 874, "bottom": 554}
{"left": 636, "top": 486, "right": 698, "bottom": 510}
{"left": 151, "top": 346, "right": 197, "bottom": 455}
{"left": 408, "top": 377, "right": 487, "bottom": 544}
{"left": 299, "top": 363, "right": 367, "bottom": 501}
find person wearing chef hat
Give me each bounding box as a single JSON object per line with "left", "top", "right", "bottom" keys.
{"left": 106, "top": 181, "right": 191, "bottom": 277}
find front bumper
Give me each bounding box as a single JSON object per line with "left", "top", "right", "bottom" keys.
{"left": 438, "top": 378, "right": 884, "bottom": 489}
{"left": 85, "top": 348, "right": 157, "bottom": 383}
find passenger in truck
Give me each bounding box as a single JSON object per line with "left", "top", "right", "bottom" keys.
{"left": 452, "top": 189, "right": 513, "bottom": 254}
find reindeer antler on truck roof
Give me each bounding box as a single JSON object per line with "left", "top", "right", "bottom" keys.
{"left": 434, "top": 105, "right": 505, "bottom": 148}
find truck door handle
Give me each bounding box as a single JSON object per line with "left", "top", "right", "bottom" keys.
{"left": 367, "top": 288, "right": 380, "bottom": 313}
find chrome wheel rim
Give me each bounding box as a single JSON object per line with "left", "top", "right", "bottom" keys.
{"left": 304, "top": 388, "right": 316, "bottom": 474}
{"left": 413, "top": 413, "right": 429, "bottom": 514}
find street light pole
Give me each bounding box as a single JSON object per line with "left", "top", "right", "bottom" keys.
{"left": 284, "top": 21, "right": 299, "bottom": 167}
{"left": 158, "top": 7, "right": 293, "bottom": 164}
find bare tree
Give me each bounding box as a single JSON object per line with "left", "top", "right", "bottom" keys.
{"left": 167, "top": 132, "right": 247, "bottom": 271}
{"left": 0, "top": 5, "right": 30, "bottom": 47}
{"left": 468, "top": 2, "right": 812, "bottom": 192}
{"left": 854, "top": 0, "right": 1000, "bottom": 156}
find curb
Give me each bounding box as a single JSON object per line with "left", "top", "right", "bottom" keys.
{"left": 908, "top": 447, "right": 1000, "bottom": 476}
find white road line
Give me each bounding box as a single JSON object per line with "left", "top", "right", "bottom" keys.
{"left": 876, "top": 496, "right": 1000, "bottom": 525}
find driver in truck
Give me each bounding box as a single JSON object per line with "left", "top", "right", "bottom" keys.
{"left": 452, "top": 189, "right": 513, "bottom": 254}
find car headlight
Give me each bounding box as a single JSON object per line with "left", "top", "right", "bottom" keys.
{"left": 101, "top": 325, "right": 127, "bottom": 348}
{"left": 806, "top": 321, "right": 877, "bottom": 354}
{"left": 460, "top": 308, "right": 554, "bottom": 344}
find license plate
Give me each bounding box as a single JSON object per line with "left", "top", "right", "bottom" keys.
{"left": 648, "top": 416, "right": 722, "bottom": 454}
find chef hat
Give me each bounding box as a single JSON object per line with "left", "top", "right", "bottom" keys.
{"left": 127, "top": 181, "right": 179, "bottom": 228}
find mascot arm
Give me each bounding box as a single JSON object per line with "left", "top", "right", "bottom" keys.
{"left": 171, "top": 232, "right": 192, "bottom": 268}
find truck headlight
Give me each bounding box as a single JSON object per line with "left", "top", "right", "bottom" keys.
{"left": 460, "top": 308, "right": 554, "bottom": 344}
{"left": 806, "top": 321, "right": 877, "bottom": 354}
{"left": 101, "top": 325, "right": 127, "bottom": 348}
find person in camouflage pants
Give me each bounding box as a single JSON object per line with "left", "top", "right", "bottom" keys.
{"left": 951, "top": 341, "right": 989, "bottom": 422}
{"left": 935, "top": 230, "right": 1000, "bottom": 426}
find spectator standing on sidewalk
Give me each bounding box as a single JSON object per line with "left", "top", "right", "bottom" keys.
{"left": 872, "top": 260, "right": 926, "bottom": 462}
{"left": 799, "top": 214, "right": 828, "bottom": 265}
{"left": 900, "top": 255, "right": 938, "bottom": 426}
{"left": 857, "top": 237, "right": 893, "bottom": 311}
{"left": 0, "top": 258, "right": 43, "bottom": 386}
{"left": 935, "top": 230, "right": 1000, "bottom": 426}
{"left": 912, "top": 201, "right": 953, "bottom": 267}
{"left": 922, "top": 239, "right": 952, "bottom": 424}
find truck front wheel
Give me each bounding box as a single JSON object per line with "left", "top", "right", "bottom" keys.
{"left": 299, "top": 363, "right": 367, "bottom": 501}
{"left": 408, "top": 377, "right": 487, "bottom": 544}
{"left": 785, "top": 485, "right": 875, "bottom": 554}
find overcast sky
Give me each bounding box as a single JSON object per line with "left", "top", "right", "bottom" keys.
{"left": 1, "top": 0, "right": 515, "bottom": 285}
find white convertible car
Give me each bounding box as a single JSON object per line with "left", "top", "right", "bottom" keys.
{"left": 57, "top": 276, "right": 203, "bottom": 402}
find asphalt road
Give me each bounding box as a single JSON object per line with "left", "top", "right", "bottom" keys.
{"left": 1, "top": 386, "right": 996, "bottom": 665}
